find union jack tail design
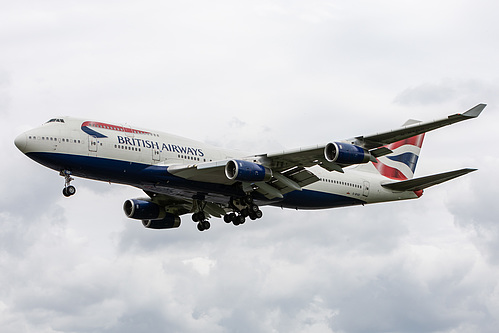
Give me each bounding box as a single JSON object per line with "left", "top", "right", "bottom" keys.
{"left": 374, "top": 133, "right": 425, "bottom": 180}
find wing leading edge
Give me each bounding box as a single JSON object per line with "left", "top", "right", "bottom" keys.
{"left": 350, "top": 104, "right": 486, "bottom": 150}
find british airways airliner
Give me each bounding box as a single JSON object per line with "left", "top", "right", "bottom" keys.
{"left": 14, "top": 104, "right": 485, "bottom": 231}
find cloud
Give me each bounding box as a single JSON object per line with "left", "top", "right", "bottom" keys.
{"left": 447, "top": 157, "right": 499, "bottom": 265}
{"left": 394, "top": 79, "right": 499, "bottom": 106}
{"left": 0, "top": 70, "right": 11, "bottom": 115}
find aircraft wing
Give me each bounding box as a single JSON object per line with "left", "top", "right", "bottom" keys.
{"left": 349, "top": 104, "right": 486, "bottom": 150}
{"left": 261, "top": 104, "right": 486, "bottom": 170}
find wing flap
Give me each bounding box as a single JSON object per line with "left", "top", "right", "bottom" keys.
{"left": 252, "top": 167, "right": 320, "bottom": 199}
{"left": 262, "top": 145, "right": 324, "bottom": 170}
{"left": 381, "top": 168, "right": 477, "bottom": 191}
{"left": 167, "top": 162, "right": 232, "bottom": 184}
{"left": 273, "top": 167, "right": 320, "bottom": 193}
{"left": 141, "top": 191, "right": 193, "bottom": 216}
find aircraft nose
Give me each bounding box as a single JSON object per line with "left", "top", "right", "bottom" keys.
{"left": 14, "top": 133, "right": 27, "bottom": 152}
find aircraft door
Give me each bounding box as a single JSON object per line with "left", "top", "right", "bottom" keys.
{"left": 152, "top": 148, "right": 161, "bottom": 162}
{"left": 88, "top": 136, "right": 98, "bottom": 152}
{"left": 363, "top": 181, "right": 370, "bottom": 197}
{"left": 124, "top": 125, "right": 134, "bottom": 138}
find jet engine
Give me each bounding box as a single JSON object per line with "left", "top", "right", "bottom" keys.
{"left": 142, "top": 215, "right": 181, "bottom": 229}
{"left": 123, "top": 199, "right": 165, "bottom": 220}
{"left": 123, "top": 199, "right": 181, "bottom": 229}
{"left": 324, "top": 142, "right": 372, "bottom": 165}
{"left": 225, "top": 160, "right": 272, "bottom": 182}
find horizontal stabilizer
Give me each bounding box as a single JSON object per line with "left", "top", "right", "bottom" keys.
{"left": 381, "top": 168, "right": 477, "bottom": 191}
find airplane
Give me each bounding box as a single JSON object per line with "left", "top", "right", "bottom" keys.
{"left": 14, "top": 104, "right": 485, "bottom": 232}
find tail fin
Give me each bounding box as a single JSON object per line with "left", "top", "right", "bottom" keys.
{"left": 373, "top": 121, "right": 425, "bottom": 180}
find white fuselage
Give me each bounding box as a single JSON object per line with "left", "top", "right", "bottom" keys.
{"left": 15, "top": 117, "right": 419, "bottom": 209}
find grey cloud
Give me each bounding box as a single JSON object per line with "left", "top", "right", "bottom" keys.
{"left": 447, "top": 162, "right": 499, "bottom": 265}
{"left": 394, "top": 79, "right": 499, "bottom": 106}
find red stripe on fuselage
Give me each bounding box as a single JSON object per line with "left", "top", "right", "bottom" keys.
{"left": 81, "top": 121, "right": 151, "bottom": 135}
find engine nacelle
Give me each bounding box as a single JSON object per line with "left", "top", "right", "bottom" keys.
{"left": 123, "top": 199, "right": 166, "bottom": 220}
{"left": 324, "top": 142, "right": 372, "bottom": 165}
{"left": 225, "top": 160, "right": 272, "bottom": 182}
{"left": 142, "top": 214, "right": 181, "bottom": 229}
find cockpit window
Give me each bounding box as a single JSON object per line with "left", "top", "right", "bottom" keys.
{"left": 46, "top": 118, "right": 65, "bottom": 123}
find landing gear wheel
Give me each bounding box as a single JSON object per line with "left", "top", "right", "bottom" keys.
{"left": 66, "top": 185, "right": 76, "bottom": 196}
{"left": 240, "top": 208, "right": 249, "bottom": 217}
{"left": 249, "top": 204, "right": 259, "bottom": 213}
{"left": 203, "top": 220, "right": 211, "bottom": 230}
{"left": 63, "top": 185, "right": 76, "bottom": 197}
{"left": 197, "top": 220, "right": 211, "bottom": 231}
{"left": 224, "top": 214, "right": 232, "bottom": 223}
{"left": 233, "top": 215, "right": 245, "bottom": 225}
{"left": 192, "top": 212, "right": 205, "bottom": 222}
{"left": 249, "top": 209, "right": 263, "bottom": 220}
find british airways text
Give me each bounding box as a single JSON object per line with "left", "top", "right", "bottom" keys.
{"left": 117, "top": 136, "right": 204, "bottom": 157}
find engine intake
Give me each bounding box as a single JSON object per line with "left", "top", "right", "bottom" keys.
{"left": 324, "top": 142, "right": 372, "bottom": 165}
{"left": 225, "top": 160, "right": 272, "bottom": 182}
{"left": 123, "top": 199, "right": 166, "bottom": 220}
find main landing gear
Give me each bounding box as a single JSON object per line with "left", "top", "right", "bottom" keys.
{"left": 192, "top": 200, "right": 211, "bottom": 231}
{"left": 191, "top": 195, "right": 263, "bottom": 232}
{"left": 60, "top": 170, "right": 76, "bottom": 197}
{"left": 192, "top": 211, "right": 211, "bottom": 231}
{"left": 224, "top": 196, "right": 263, "bottom": 226}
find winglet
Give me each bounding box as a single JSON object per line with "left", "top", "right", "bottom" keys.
{"left": 463, "top": 103, "right": 486, "bottom": 118}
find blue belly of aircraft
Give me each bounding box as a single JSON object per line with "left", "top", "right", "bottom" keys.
{"left": 26, "top": 152, "right": 364, "bottom": 209}
{"left": 277, "top": 190, "right": 364, "bottom": 210}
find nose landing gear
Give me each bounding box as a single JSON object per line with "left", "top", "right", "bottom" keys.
{"left": 60, "top": 170, "right": 76, "bottom": 197}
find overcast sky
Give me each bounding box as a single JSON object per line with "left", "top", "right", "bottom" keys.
{"left": 2, "top": 1, "right": 499, "bottom": 332}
